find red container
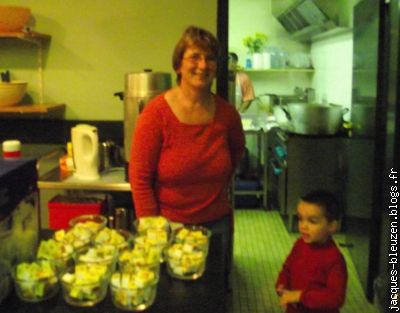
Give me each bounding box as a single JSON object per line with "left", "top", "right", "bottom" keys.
{"left": 2, "top": 140, "right": 21, "bottom": 159}
{"left": 48, "top": 195, "right": 106, "bottom": 230}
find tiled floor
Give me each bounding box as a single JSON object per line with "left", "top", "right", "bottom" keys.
{"left": 227, "top": 209, "right": 380, "bottom": 313}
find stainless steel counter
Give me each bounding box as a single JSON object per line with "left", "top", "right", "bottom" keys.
{"left": 38, "top": 167, "right": 130, "bottom": 192}
{"left": 1, "top": 144, "right": 65, "bottom": 176}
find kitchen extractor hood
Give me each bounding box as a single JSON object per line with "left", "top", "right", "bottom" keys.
{"left": 272, "top": 0, "right": 339, "bottom": 42}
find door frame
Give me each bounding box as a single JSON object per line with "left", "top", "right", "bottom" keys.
{"left": 216, "top": 0, "right": 229, "bottom": 100}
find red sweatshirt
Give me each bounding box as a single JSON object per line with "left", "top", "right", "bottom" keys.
{"left": 129, "top": 93, "right": 245, "bottom": 224}
{"left": 276, "top": 238, "right": 348, "bottom": 313}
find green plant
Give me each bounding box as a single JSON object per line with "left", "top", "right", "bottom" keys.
{"left": 242, "top": 33, "right": 268, "bottom": 54}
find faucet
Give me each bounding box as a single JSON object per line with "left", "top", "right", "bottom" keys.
{"left": 293, "top": 87, "right": 315, "bottom": 103}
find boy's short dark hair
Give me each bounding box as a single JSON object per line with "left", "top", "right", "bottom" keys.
{"left": 301, "top": 189, "right": 342, "bottom": 222}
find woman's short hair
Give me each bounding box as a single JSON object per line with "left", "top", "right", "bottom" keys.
{"left": 172, "top": 26, "right": 220, "bottom": 84}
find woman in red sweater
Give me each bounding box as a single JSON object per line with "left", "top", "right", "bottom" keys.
{"left": 129, "top": 26, "right": 245, "bottom": 283}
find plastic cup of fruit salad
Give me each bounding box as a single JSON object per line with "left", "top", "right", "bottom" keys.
{"left": 36, "top": 238, "right": 74, "bottom": 273}
{"left": 61, "top": 263, "right": 110, "bottom": 307}
{"left": 165, "top": 225, "right": 211, "bottom": 280}
{"left": 133, "top": 216, "right": 170, "bottom": 234}
{"left": 132, "top": 231, "right": 169, "bottom": 263}
{"left": 68, "top": 214, "right": 108, "bottom": 233}
{"left": 94, "top": 227, "right": 133, "bottom": 253}
{"left": 75, "top": 244, "right": 118, "bottom": 272}
{"left": 118, "top": 243, "right": 161, "bottom": 280}
{"left": 53, "top": 226, "right": 93, "bottom": 252}
{"left": 110, "top": 268, "right": 158, "bottom": 311}
{"left": 13, "top": 259, "right": 59, "bottom": 302}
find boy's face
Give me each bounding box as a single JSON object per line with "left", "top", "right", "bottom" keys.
{"left": 297, "top": 200, "right": 338, "bottom": 244}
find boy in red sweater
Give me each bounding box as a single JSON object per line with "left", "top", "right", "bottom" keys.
{"left": 276, "top": 190, "right": 348, "bottom": 313}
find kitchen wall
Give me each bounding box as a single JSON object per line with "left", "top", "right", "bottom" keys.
{"left": 229, "top": 0, "right": 354, "bottom": 117}
{"left": 1, "top": 0, "right": 217, "bottom": 120}
{"left": 228, "top": 0, "right": 312, "bottom": 106}
{"left": 311, "top": 30, "right": 353, "bottom": 120}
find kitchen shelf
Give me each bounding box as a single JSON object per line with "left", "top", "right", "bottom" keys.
{"left": 0, "top": 104, "right": 66, "bottom": 119}
{"left": 0, "top": 31, "right": 51, "bottom": 105}
{"left": 0, "top": 31, "right": 51, "bottom": 44}
{"left": 38, "top": 167, "right": 130, "bottom": 192}
{"left": 242, "top": 68, "right": 314, "bottom": 73}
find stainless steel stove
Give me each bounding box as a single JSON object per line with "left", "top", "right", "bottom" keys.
{"left": 266, "top": 127, "right": 345, "bottom": 232}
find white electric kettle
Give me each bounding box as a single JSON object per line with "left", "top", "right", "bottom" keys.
{"left": 71, "top": 124, "right": 100, "bottom": 180}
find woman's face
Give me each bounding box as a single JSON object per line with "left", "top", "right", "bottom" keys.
{"left": 178, "top": 45, "right": 217, "bottom": 89}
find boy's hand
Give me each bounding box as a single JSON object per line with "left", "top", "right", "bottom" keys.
{"left": 276, "top": 284, "right": 286, "bottom": 296}
{"left": 279, "top": 290, "right": 302, "bottom": 307}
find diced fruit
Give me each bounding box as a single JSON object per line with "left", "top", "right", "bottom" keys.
{"left": 14, "top": 260, "right": 58, "bottom": 301}
{"left": 111, "top": 271, "right": 157, "bottom": 310}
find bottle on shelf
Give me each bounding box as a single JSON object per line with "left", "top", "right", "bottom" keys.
{"left": 245, "top": 52, "right": 252, "bottom": 69}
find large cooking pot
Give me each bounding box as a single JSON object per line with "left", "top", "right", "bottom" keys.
{"left": 114, "top": 70, "right": 171, "bottom": 162}
{"left": 281, "top": 103, "right": 347, "bottom": 135}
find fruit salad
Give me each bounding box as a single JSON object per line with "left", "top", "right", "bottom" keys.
{"left": 134, "top": 232, "right": 168, "bottom": 262}
{"left": 76, "top": 244, "right": 117, "bottom": 270}
{"left": 110, "top": 270, "right": 157, "bottom": 311}
{"left": 61, "top": 263, "right": 109, "bottom": 306}
{"left": 54, "top": 226, "right": 92, "bottom": 251}
{"left": 13, "top": 259, "right": 59, "bottom": 302}
{"left": 37, "top": 239, "right": 74, "bottom": 272}
{"left": 166, "top": 226, "right": 211, "bottom": 280}
{"left": 94, "top": 227, "right": 131, "bottom": 252}
{"left": 135, "top": 216, "right": 169, "bottom": 234}
{"left": 68, "top": 214, "right": 107, "bottom": 233}
{"left": 166, "top": 242, "right": 206, "bottom": 279}
{"left": 118, "top": 243, "right": 161, "bottom": 275}
{"left": 174, "top": 227, "right": 209, "bottom": 250}
{"left": 144, "top": 228, "right": 169, "bottom": 245}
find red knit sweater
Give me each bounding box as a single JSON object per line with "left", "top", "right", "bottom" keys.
{"left": 129, "top": 93, "right": 245, "bottom": 224}
{"left": 276, "top": 238, "right": 348, "bottom": 313}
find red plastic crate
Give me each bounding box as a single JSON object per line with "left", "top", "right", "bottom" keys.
{"left": 48, "top": 195, "right": 106, "bottom": 230}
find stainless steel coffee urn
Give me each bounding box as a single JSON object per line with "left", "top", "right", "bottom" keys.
{"left": 115, "top": 70, "right": 172, "bottom": 163}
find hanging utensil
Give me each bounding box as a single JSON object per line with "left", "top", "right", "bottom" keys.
{"left": 1, "top": 70, "right": 10, "bottom": 82}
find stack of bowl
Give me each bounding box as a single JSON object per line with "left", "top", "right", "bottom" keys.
{"left": 0, "top": 81, "right": 27, "bottom": 107}
{"left": 0, "top": 7, "right": 31, "bottom": 108}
